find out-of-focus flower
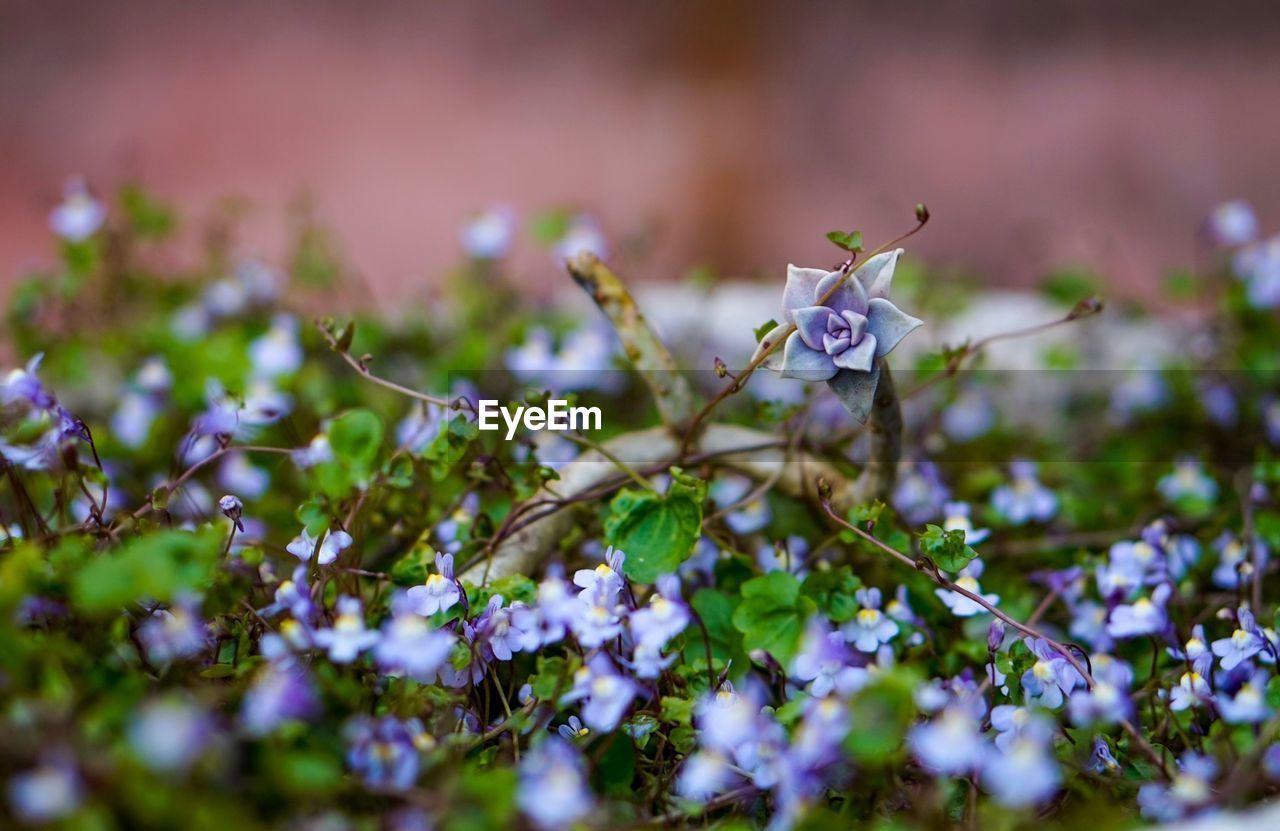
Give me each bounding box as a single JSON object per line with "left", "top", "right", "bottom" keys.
{"left": 551, "top": 215, "right": 608, "bottom": 262}
{"left": 518, "top": 738, "right": 593, "bottom": 830}
{"left": 460, "top": 204, "right": 516, "bottom": 259}
{"left": 1068, "top": 680, "right": 1132, "bottom": 726}
{"left": 1207, "top": 200, "right": 1259, "bottom": 247}
{"left": 49, "top": 178, "right": 105, "bottom": 242}
{"left": 1169, "top": 671, "right": 1212, "bottom": 712}
{"left": 1233, "top": 234, "right": 1280, "bottom": 309}
{"left": 908, "top": 706, "right": 988, "bottom": 775}
{"left": 935, "top": 559, "right": 1000, "bottom": 617}
{"left": 841, "top": 587, "right": 899, "bottom": 652}
{"left": 1158, "top": 458, "right": 1218, "bottom": 505}
{"left": 406, "top": 552, "right": 462, "bottom": 616}
{"left": 677, "top": 750, "right": 735, "bottom": 802}
{"left": 1106, "top": 584, "right": 1172, "bottom": 639}
{"left": 312, "top": 596, "right": 380, "bottom": 663}
{"left": 128, "top": 697, "right": 213, "bottom": 773}
{"left": 942, "top": 388, "right": 996, "bottom": 441}
{"left": 345, "top": 716, "right": 428, "bottom": 792}
{"left": 506, "top": 324, "right": 620, "bottom": 392}
{"left": 249, "top": 314, "right": 304, "bottom": 379}
{"left": 6, "top": 756, "right": 83, "bottom": 824}
{"left": 286, "top": 527, "right": 353, "bottom": 566}
{"left": 710, "top": 474, "right": 771, "bottom": 535}
{"left": 793, "top": 619, "right": 869, "bottom": 698}
{"left": 218, "top": 452, "right": 270, "bottom": 500}
{"left": 990, "top": 460, "right": 1057, "bottom": 525}
{"left": 376, "top": 601, "right": 455, "bottom": 682}
{"left": 942, "top": 501, "right": 989, "bottom": 545}
{"left": 630, "top": 574, "right": 689, "bottom": 649}
{"left": 1218, "top": 672, "right": 1271, "bottom": 724}
{"left": 240, "top": 662, "right": 318, "bottom": 736}
{"left": 562, "top": 654, "right": 639, "bottom": 732}
{"left": 983, "top": 734, "right": 1060, "bottom": 807}
{"left": 1211, "top": 532, "right": 1267, "bottom": 589}
{"left": 1138, "top": 753, "right": 1217, "bottom": 822}
{"left": 138, "top": 594, "right": 209, "bottom": 663}
{"left": 1020, "top": 637, "right": 1085, "bottom": 709}
{"left": 893, "top": 460, "right": 950, "bottom": 524}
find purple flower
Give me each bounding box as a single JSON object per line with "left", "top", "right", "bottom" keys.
{"left": 1158, "top": 458, "right": 1218, "bottom": 505}
{"left": 460, "top": 204, "right": 516, "bottom": 259}
{"left": 6, "top": 755, "right": 83, "bottom": 824}
{"left": 128, "top": 698, "right": 213, "bottom": 773}
{"left": 990, "top": 460, "right": 1057, "bottom": 525}
{"left": 0, "top": 354, "right": 56, "bottom": 412}
{"left": 477, "top": 595, "right": 527, "bottom": 661}
{"left": 792, "top": 619, "right": 869, "bottom": 698}
{"left": 286, "top": 527, "right": 353, "bottom": 566}
{"left": 1068, "top": 681, "right": 1132, "bottom": 726}
{"left": 262, "top": 565, "right": 315, "bottom": 621}
{"left": 630, "top": 574, "right": 690, "bottom": 649}
{"left": 1169, "top": 671, "right": 1211, "bottom": 712}
{"left": 562, "top": 654, "right": 639, "bottom": 732}
{"left": 249, "top": 314, "right": 303, "bottom": 379}
{"left": 935, "top": 559, "right": 1000, "bottom": 618}
{"left": 771, "top": 251, "right": 922, "bottom": 418}
{"left": 551, "top": 215, "right": 609, "bottom": 262}
{"left": 1138, "top": 753, "right": 1216, "bottom": 822}
{"left": 942, "top": 388, "right": 996, "bottom": 441}
{"left": 1218, "top": 672, "right": 1271, "bottom": 724}
{"left": 240, "top": 663, "right": 318, "bottom": 736}
{"left": 676, "top": 751, "right": 735, "bottom": 802}
{"left": 695, "top": 684, "right": 763, "bottom": 756}
{"left": 908, "top": 706, "right": 988, "bottom": 775}
{"left": 405, "top": 553, "right": 462, "bottom": 616}
{"left": 312, "top": 596, "right": 380, "bottom": 663}
{"left": 1106, "top": 583, "right": 1172, "bottom": 639}
{"left": 376, "top": 604, "right": 455, "bottom": 682}
{"left": 989, "top": 705, "right": 1054, "bottom": 752}
{"left": 1212, "top": 532, "right": 1267, "bottom": 589}
{"left": 557, "top": 715, "right": 591, "bottom": 742}
{"left": 569, "top": 598, "right": 624, "bottom": 649}
{"left": 138, "top": 594, "right": 209, "bottom": 663}
{"left": 49, "top": 178, "right": 105, "bottom": 241}
{"left": 1020, "top": 638, "right": 1085, "bottom": 709}
{"left": 982, "top": 735, "right": 1060, "bottom": 807}
{"left": 1088, "top": 736, "right": 1121, "bottom": 774}
{"left": 1207, "top": 200, "right": 1259, "bottom": 246}
{"left": 841, "top": 587, "right": 900, "bottom": 652}
{"left": 1212, "top": 608, "right": 1267, "bottom": 671}
{"left": 1234, "top": 234, "right": 1280, "bottom": 309}
{"left": 573, "top": 545, "right": 626, "bottom": 604}
{"left": 345, "top": 716, "right": 427, "bottom": 792}
{"left": 892, "top": 461, "right": 950, "bottom": 525}
{"left": 942, "top": 501, "right": 989, "bottom": 545}
{"left": 710, "top": 474, "right": 772, "bottom": 535}
{"left": 518, "top": 738, "right": 593, "bottom": 830}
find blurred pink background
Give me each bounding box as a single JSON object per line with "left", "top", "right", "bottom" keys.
{"left": 3, "top": 0, "right": 1280, "bottom": 304}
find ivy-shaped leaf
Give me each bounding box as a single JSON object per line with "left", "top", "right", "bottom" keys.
{"left": 731, "top": 571, "right": 816, "bottom": 667}
{"left": 604, "top": 467, "right": 706, "bottom": 584}
{"left": 800, "top": 565, "right": 864, "bottom": 623}
{"left": 919, "top": 524, "right": 978, "bottom": 573}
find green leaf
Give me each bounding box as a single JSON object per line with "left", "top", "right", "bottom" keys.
{"left": 753, "top": 319, "right": 779, "bottom": 343}
{"left": 328, "top": 408, "right": 383, "bottom": 469}
{"left": 919, "top": 524, "right": 978, "bottom": 572}
{"left": 800, "top": 565, "right": 863, "bottom": 623}
{"left": 593, "top": 735, "right": 636, "bottom": 796}
{"left": 604, "top": 467, "right": 706, "bottom": 583}
{"left": 71, "top": 529, "right": 222, "bottom": 614}
{"left": 731, "top": 571, "right": 816, "bottom": 667}
{"left": 684, "top": 588, "right": 748, "bottom": 678}
{"left": 844, "top": 668, "right": 920, "bottom": 764}
{"left": 660, "top": 696, "right": 694, "bottom": 725}
{"left": 825, "top": 230, "right": 864, "bottom": 253}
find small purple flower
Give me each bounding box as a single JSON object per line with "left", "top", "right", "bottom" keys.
{"left": 1020, "top": 637, "right": 1085, "bottom": 709}
{"left": 128, "top": 698, "right": 213, "bottom": 773}
{"left": 1168, "top": 671, "right": 1211, "bottom": 712}
{"left": 1068, "top": 681, "right": 1132, "bottom": 726}
{"left": 49, "top": 178, "right": 105, "bottom": 241}
{"left": 935, "top": 559, "right": 1000, "bottom": 618}
{"left": 219, "top": 494, "right": 244, "bottom": 530}
{"left": 562, "top": 654, "right": 639, "bottom": 732}
{"left": 989, "top": 705, "right": 1054, "bottom": 752}
{"left": 942, "top": 388, "right": 996, "bottom": 441}
{"left": 1106, "top": 584, "right": 1172, "bottom": 639}
{"left": 841, "top": 587, "right": 900, "bottom": 652}
{"left": 1158, "top": 458, "right": 1218, "bottom": 505}
{"left": 908, "top": 706, "right": 988, "bottom": 775}
{"left": 990, "top": 460, "right": 1057, "bottom": 525}
{"left": 138, "top": 594, "right": 209, "bottom": 663}
{"left": 1212, "top": 608, "right": 1267, "bottom": 671}
{"left": 676, "top": 751, "right": 735, "bottom": 802}
{"left": 405, "top": 553, "right": 462, "bottom": 616}
{"left": 1211, "top": 532, "right": 1267, "bottom": 589}
{"left": 6, "top": 755, "right": 83, "bottom": 824}
{"left": 573, "top": 545, "right": 626, "bottom": 604}
{"left": 710, "top": 474, "right": 771, "bottom": 535}
{"left": 557, "top": 715, "right": 592, "bottom": 742}
{"left": 376, "top": 604, "right": 455, "bottom": 682}
{"left": 477, "top": 595, "right": 527, "bottom": 661}
{"left": 286, "top": 527, "right": 353, "bottom": 566}
{"left": 942, "top": 501, "right": 989, "bottom": 545}
{"left": 1088, "top": 736, "right": 1121, "bottom": 774}
{"left": 1235, "top": 235, "right": 1280, "bottom": 308}
{"left": 312, "top": 596, "right": 380, "bottom": 663}
{"left": 792, "top": 619, "right": 869, "bottom": 698}
{"left": 1138, "top": 753, "right": 1217, "bottom": 822}
{"left": 1218, "top": 672, "right": 1271, "bottom": 724}
{"left": 345, "top": 716, "right": 427, "bottom": 792}
{"left": 1207, "top": 199, "right": 1259, "bottom": 246}
{"left": 240, "top": 662, "right": 318, "bottom": 736}
{"left": 460, "top": 204, "right": 516, "bottom": 259}
{"left": 1, "top": 355, "right": 56, "bottom": 411}
{"left": 982, "top": 735, "right": 1060, "bottom": 807}
{"left": 892, "top": 461, "right": 950, "bottom": 525}
{"left": 551, "top": 215, "right": 609, "bottom": 262}
{"left": 518, "top": 738, "right": 593, "bottom": 830}
{"left": 630, "top": 574, "right": 689, "bottom": 649}
{"left": 262, "top": 565, "right": 315, "bottom": 621}
{"left": 695, "top": 684, "right": 763, "bottom": 756}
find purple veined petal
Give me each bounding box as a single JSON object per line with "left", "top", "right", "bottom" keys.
{"left": 866, "top": 297, "right": 924, "bottom": 358}
{"left": 854, "top": 249, "right": 904, "bottom": 300}
{"left": 782, "top": 265, "right": 832, "bottom": 323}
{"left": 815, "top": 268, "right": 869, "bottom": 316}
{"left": 832, "top": 333, "right": 877, "bottom": 371}
{"left": 793, "top": 306, "right": 834, "bottom": 351}
{"left": 780, "top": 331, "right": 839, "bottom": 381}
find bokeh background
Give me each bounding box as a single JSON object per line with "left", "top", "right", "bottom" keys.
{"left": 3, "top": 0, "right": 1279, "bottom": 304}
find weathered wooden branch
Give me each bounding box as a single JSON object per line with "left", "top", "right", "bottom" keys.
{"left": 566, "top": 252, "right": 695, "bottom": 431}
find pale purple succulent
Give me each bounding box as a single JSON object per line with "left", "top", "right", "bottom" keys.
{"left": 771, "top": 250, "right": 922, "bottom": 419}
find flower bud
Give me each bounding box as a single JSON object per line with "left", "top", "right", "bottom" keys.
{"left": 986, "top": 619, "right": 1006, "bottom": 653}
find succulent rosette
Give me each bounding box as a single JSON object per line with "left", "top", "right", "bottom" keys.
{"left": 766, "top": 249, "right": 922, "bottom": 419}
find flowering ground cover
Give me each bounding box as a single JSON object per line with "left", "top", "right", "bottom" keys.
{"left": 2, "top": 189, "right": 1280, "bottom": 829}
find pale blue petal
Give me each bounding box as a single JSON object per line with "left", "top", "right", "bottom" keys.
{"left": 782, "top": 265, "right": 831, "bottom": 322}
{"left": 832, "top": 333, "right": 877, "bottom": 371}
{"left": 866, "top": 297, "right": 923, "bottom": 358}
{"left": 793, "top": 305, "right": 834, "bottom": 352}
{"left": 855, "top": 249, "right": 904, "bottom": 300}
{"left": 780, "top": 331, "right": 838, "bottom": 381}
{"left": 815, "top": 268, "right": 869, "bottom": 316}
